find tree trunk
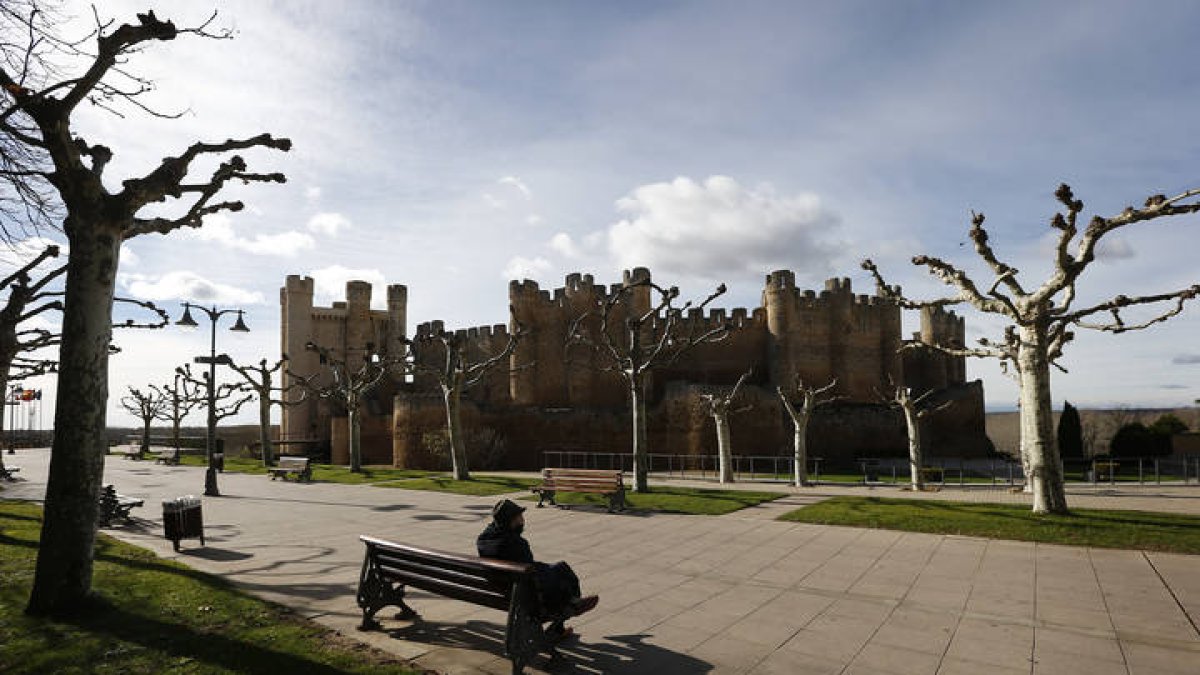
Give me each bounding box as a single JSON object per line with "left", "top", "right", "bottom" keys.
{"left": 903, "top": 406, "right": 923, "bottom": 491}
{"left": 348, "top": 403, "right": 362, "bottom": 473}
{"left": 139, "top": 417, "right": 151, "bottom": 459}
{"left": 171, "top": 416, "right": 182, "bottom": 451}
{"left": 792, "top": 417, "right": 809, "bottom": 487}
{"left": 445, "top": 386, "right": 470, "bottom": 480}
{"left": 714, "top": 410, "right": 734, "bottom": 483}
{"left": 1019, "top": 325, "right": 1069, "bottom": 514}
{"left": 27, "top": 221, "right": 120, "bottom": 616}
{"left": 258, "top": 395, "right": 273, "bottom": 467}
{"left": 630, "top": 376, "right": 649, "bottom": 493}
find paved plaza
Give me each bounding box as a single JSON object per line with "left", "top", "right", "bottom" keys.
{"left": 4, "top": 448, "right": 1199, "bottom": 674}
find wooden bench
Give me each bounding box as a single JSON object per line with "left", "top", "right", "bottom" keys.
{"left": 0, "top": 464, "right": 18, "bottom": 481}
{"left": 116, "top": 444, "right": 144, "bottom": 459}
{"left": 97, "top": 485, "right": 143, "bottom": 526}
{"left": 267, "top": 456, "right": 312, "bottom": 482}
{"left": 919, "top": 466, "right": 945, "bottom": 483}
{"left": 154, "top": 447, "right": 180, "bottom": 465}
{"left": 356, "top": 536, "right": 558, "bottom": 674}
{"left": 531, "top": 468, "right": 626, "bottom": 512}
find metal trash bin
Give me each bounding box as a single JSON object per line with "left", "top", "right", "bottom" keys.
{"left": 162, "top": 495, "right": 204, "bottom": 551}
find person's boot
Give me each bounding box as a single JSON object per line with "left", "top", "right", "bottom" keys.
{"left": 570, "top": 595, "right": 599, "bottom": 617}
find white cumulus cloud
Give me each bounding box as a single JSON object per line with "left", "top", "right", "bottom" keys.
{"left": 502, "top": 255, "right": 552, "bottom": 280}
{"left": 309, "top": 265, "right": 388, "bottom": 308}
{"left": 185, "top": 215, "right": 315, "bottom": 256}
{"left": 605, "top": 175, "right": 839, "bottom": 279}
{"left": 549, "top": 232, "right": 581, "bottom": 258}
{"left": 120, "top": 271, "right": 266, "bottom": 305}
{"left": 307, "top": 212, "right": 352, "bottom": 236}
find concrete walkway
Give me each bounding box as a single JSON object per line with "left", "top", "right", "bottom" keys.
{"left": 4, "top": 448, "right": 1199, "bottom": 675}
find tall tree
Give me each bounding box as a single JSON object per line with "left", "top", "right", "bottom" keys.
{"left": 149, "top": 369, "right": 203, "bottom": 452}
{"left": 0, "top": 245, "right": 63, "bottom": 448}
{"left": 566, "top": 275, "right": 729, "bottom": 493}
{"left": 117, "top": 386, "right": 166, "bottom": 459}
{"left": 175, "top": 363, "right": 253, "bottom": 456}
{"left": 863, "top": 184, "right": 1200, "bottom": 514}
{"left": 411, "top": 318, "right": 522, "bottom": 481}
{"left": 1, "top": 7, "right": 290, "bottom": 614}
{"left": 228, "top": 356, "right": 304, "bottom": 467}
{"left": 291, "top": 342, "right": 400, "bottom": 473}
{"left": 1057, "top": 401, "right": 1084, "bottom": 464}
{"left": 698, "top": 370, "right": 751, "bottom": 484}
{"left": 777, "top": 378, "right": 839, "bottom": 487}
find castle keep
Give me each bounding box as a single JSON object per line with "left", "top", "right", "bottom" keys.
{"left": 280, "top": 270, "right": 988, "bottom": 468}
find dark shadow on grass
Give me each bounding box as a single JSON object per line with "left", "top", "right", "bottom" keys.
{"left": 60, "top": 596, "right": 355, "bottom": 674}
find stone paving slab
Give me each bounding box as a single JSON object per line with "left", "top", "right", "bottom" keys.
{"left": 3, "top": 447, "right": 1199, "bottom": 675}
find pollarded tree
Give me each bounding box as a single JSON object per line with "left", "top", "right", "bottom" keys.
{"left": 118, "top": 386, "right": 166, "bottom": 459}
{"left": 229, "top": 356, "right": 305, "bottom": 467}
{"left": 885, "top": 384, "right": 951, "bottom": 491}
{"left": 2, "top": 6, "right": 290, "bottom": 614}
{"left": 777, "top": 378, "right": 839, "bottom": 487}
{"left": 291, "top": 343, "right": 402, "bottom": 473}
{"left": 566, "top": 274, "right": 729, "bottom": 493}
{"left": 411, "top": 317, "right": 522, "bottom": 481}
{"left": 149, "top": 369, "right": 203, "bottom": 453}
{"left": 698, "top": 370, "right": 752, "bottom": 484}
{"left": 175, "top": 363, "right": 254, "bottom": 456}
{"left": 0, "top": 245, "right": 64, "bottom": 446}
{"left": 863, "top": 184, "right": 1200, "bottom": 514}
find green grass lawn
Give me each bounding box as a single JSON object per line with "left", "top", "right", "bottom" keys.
{"left": 0, "top": 500, "right": 416, "bottom": 674}
{"left": 376, "top": 474, "right": 540, "bottom": 496}
{"left": 526, "top": 485, "right": 787, "bottom": 515}
{"left": 176, "top": 455, "right": 432, "bottom": 484}
{"left": 778, "top": 496, "right": 1200, "bottom": 554}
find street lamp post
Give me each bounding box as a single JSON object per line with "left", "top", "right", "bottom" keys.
{"left": 177, "top": 303, "right": 249, "bottom": 496}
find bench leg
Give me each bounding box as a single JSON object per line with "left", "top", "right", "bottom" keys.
{"left": 356, "top": 559, "right": 411, "bottom": 631}
{"left": 610, "top": 488, "right": 627, "bottom": 512}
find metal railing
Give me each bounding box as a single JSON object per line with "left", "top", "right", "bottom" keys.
{"left": 540, "top": 450, "right": 1200, "bottom": 487}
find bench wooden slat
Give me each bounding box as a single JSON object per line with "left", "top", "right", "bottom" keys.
{"left": 532, "top": 467, "right": 626, "bottom": 512}
{"left": 356, "top": 535, "right": 551, "bottom": 672}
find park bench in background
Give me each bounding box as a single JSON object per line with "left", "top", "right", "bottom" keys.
{"left": 0, "top": 464, "right": 18, "bottom": 481}
{"left": 267, "top": 456, "right": 312, "bottom": 482}
{"left": 919, "top": 466, "right": 945, "bottom": 483}
{"left": 356, "top": 535, "right": 558, "bottom": 674}
{"left": 154, "top": 447, "right": 180, "bottom": 465}
{"left": 532, "top": 468, "right": 626, "bottom": 512}
{"left": 97, "top": 485, "right": 143, "bottom": 526}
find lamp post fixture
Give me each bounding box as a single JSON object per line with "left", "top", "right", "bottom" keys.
{"left": 176, "top": 302, "right": 249, "bottom": 496}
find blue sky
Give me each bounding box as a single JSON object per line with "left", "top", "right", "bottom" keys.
{"left": 6, "top": 0, "right": 1200, "bottom": 427}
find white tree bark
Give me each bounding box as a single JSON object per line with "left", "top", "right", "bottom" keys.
{"left": 901, "top": 404, "right": 923, "bottom": 491}
{"left": 714, "top": 410, "right": 733, "bottom": 484}
{"left": 348, "top": 402, "right": 362, "bottom": 473}
{"left": 792, "top": 426, "right": 808, "bottom": 486}
{"left": 444, "top": 386, "right": 469, "bottom": 480}
{"left": 1018, "top": 324, "right": 1067, "bottom": 514}
{"left": 257, "top": 395, "right": 273, "bottom": 466}
{"left": 630, "top": 377, "right": 649, "bottom": 492}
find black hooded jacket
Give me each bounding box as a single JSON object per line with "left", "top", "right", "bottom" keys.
{"left": 476, "top": 521, "right": 534, "bottom": 564}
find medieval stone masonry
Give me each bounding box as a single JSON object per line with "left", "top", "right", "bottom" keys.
{"left": 281, "top": 269, "right": 989, "bottom": 469}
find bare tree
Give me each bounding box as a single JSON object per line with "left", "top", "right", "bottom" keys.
{"left": 229, "top": 356, "right": 304, "bottom": 467}
{"left": 0, "top": 244, "right": 63, "bottom": 447}
{"left": 175, "top": 363, "right": 253, "bottom": 452}
{"left": 291, "top": 342, "right": 401, "bottom": 473}
{"left": 117, "top": 386, "right": 165, "bottom": 459}
{"left": 777, "top": 378, "right": 839, "bottom": 487}
{"left": 411, "top": 318, "right": 522, "bottom": 481}
{"left": 884, "top": 384, "right": 951, "bottom": 491}
{"left": 566, "top": 275, "right": 729, "bottom": 493}
{"left": 149, "top": 369, "right": 202, "bottom": 453}
{"left": 698, "top": 370, "right": 752, "bottom": 484}
{"left": 1, "top": 6, "right": 291, "bottom": 614}
{"left": 863, "top": 184, "right": 1200, "bottom": 514}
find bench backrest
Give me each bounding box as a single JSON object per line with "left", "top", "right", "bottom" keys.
{"left": 279, "top": 457, "right": 309, "bottom": 469}
{"left": 160, "top": 448, "right": 179, "bottom": 458}
{"left": 360, "top": 536, "right": 531, "bottom": 611}
{"left": 542, "top": 468, "right": 623, "bottom": 488}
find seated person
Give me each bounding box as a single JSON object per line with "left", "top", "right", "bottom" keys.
{"left": 477, "top": 499, "right": 598, "bottom": 638}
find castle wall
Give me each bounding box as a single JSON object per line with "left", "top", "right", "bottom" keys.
{"left": 283, "top": 268, "right": 989, "bottom": 469}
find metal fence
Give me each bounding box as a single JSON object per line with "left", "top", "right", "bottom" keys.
{"left": 541, "top": 450, "right": 1200, "bottom": 487}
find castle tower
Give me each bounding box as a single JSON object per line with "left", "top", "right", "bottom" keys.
{"left": 386, "top": 284, "right": 408, "bottom": 359}
{"left": 280, "top": 275, "right": 315, "bottom": 441}
{"left": 763, "top": 270, "right": 797, "bottom": 386}
{"left": 920, "top": 306, "right": 967, "bottom": 385}
{"left": 344, "top": 280, "right": 373, "bottom": 364}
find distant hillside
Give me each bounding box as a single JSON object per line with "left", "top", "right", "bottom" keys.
{"left": 986, "top": 407, "right": 1198, "bottom": 457}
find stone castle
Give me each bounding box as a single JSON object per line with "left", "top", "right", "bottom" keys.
{"left": 280, "top": 270, "right": 989, "bottom": 469}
